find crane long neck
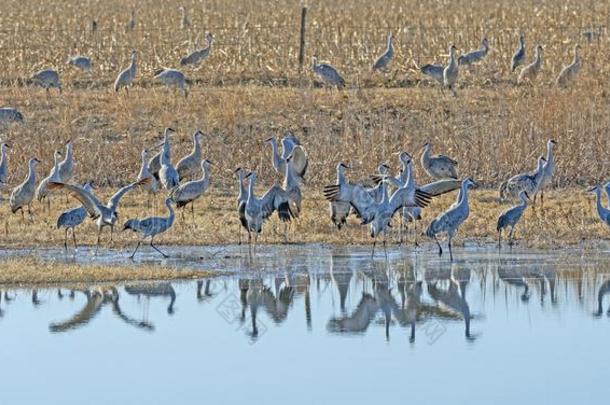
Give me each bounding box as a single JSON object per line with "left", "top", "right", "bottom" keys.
{"left": 459, "top": 183, "right": 470, "bottom": 207}
{"left": 534, "top": 48, "right": 542, "bottom": 67}
{"left": 238, "top": 174, "right": 247, "bottom": 198}
{"left": 166, "top": 200, "right": 175, "bottom": 226}
{"left": 247, "top": 177, "right": 256, "bottom": 202}
{"left": 270, "top": 140, "right": 281, "bottom": 168}
{"left": 337, "top": 166, "right": 346, "bottom": 184}
{"left": 201, "top": 165, "right": 209, "bottom": 182}
{"left": 0, "top": 147, "right": 6, "bottom": 164}
{"left": 422, "top": 146, "right": 431, "bottom": 164}
{"left": 546, "top": 145, "right": 554, "bottom": 163}
{"left": 595, "top": 189, "right": 608, "bottom": 221}
{"left": 27, "top": 162, "right": 36, "bottom": 184}
{"left": 65, "top": 143, "right": 73, "bottom": 160}
{"left": 192, "top": 135, "right": 201, "bottom": 155}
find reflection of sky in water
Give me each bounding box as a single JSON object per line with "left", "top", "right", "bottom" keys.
{"left": 1, "top": 246, "right": 610, "bottom": 404}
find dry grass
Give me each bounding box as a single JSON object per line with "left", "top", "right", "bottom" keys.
{"left": 0, "top": 256, "right": 214, "bottom": 287}
{"left": 1, "top": 1, "right": 610, "bottom": 248}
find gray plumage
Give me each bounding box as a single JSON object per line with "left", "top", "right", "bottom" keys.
{"left": 36, "top": 150, "right": 63, "bottom": 204}
{"left": 518, "top": 44, "right": 543, "bottom": 85}
{"left": 420, "top": 63, "right": 444, "bottom": 83}
{"left": 0, "top": 143, "right": 9, "bottom": 188}
{"left": 57, "top": 182, "right": 93, "bottom": 250}
{"left": 372, "top": 33, "right": 394, "bottom": 71}
{"left": 499, "top": 155, "right": 546, "bottom": 200}
{"left": 421, "top": 142, "right": 458, "bottom": 180}
{"left": 123, "top": 197, "right": 175, "bottom": 258}
{"left": 556, "top": 44, "right": 581, "bottom": 87}
{"left": 48, "top": 178, "right": 150, "bottom": 254}
{"left": 176, "top": 130, "right": 203, "bottom": 180}
{"left": 154, "top": 68, "right": 188, "bottom": 97}
{"left": 171, "top": 159, "right": 212, "bottom": 210}
{"left": 178, "top": 6, "right": 190, "bottom": 29}
{"left": 58, "top": 139, "right": 74, "bottom": 182}
{"left": 114, "top": 50, "right": 137, "bottom": 92}
{"left": 443, "top": 45, "right": 459, "bottom": 95}
{"left": 9, "top": 157, "right": 40, "bottom": 215}
{"left": 0, "top": 107, "right": 24, "bottom": 124}
{"left": 511, "top": 34, "right": 526, "bottom": 72}
{"left": 137, "top": 149, "right": 159, "bottom": 196}
{"left": 266, "top": 134, "right": 308, "bottom": 180}
{"left": 159, "top": 145, "right": 179, "bottom": 190}
{"left": 235, "top": 167, "right": 250, "bottom": 241}
{"left": 148, "top": 127, "right": 175, "bottom": 179}
{"left": 66, "top": 55, "right": 92, "bottom": 72}
{"left": 497, "top": 190, "right": 529, "bottom": 248}
{"left": 539, "top": 139, "right": 557, "bottom": 195}
{"left": 327, "top": 162, "right": 351, "bottom": 229}
{"left": 126, "top": 9, "right": 136, "bottom": 32}
{"left": 588, "top": 185, "right": 610, "bottom": 228}
{"left": 311, "top": 57, "right": 345, "bottom": 89}
{"left": 180, "top": 32, "right": 214, "bottom": 67}
{"left": 425, "top": 178, "right": 477, "bottom": 261}
{"left": 31, "top": 69, "right": 61, "bottom": 92}
{"left": 458, "top": 38, "right": 489, "bottom": 66}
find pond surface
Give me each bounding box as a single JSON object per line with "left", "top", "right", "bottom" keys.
{"left": 1, "top": 245, "right": 610, "bottom": 404}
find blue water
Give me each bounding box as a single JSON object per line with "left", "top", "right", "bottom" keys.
{"left": 0, "top": 245, "right": 609, "bottom": 404}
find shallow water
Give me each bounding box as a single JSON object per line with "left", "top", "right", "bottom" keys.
{"left": 1, "top": 245, "right": 610, "bottom": 404}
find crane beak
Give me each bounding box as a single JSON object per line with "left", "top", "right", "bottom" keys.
{"left": 264, "top": 137, "right": 273, "bottom": 143}
{"left": 586, "top": 186, "right": 598, "bottom": 193}
{"left": 233, "top": 167, "right": 242, "bottom": 173}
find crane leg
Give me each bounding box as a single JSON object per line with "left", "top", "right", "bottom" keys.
{"left": 433, "top": 235, "right": 443, "bottom": 257}
{"left": 371, "top": 239, "right": 376, "bottom": 258}
{"left": 64, "top": 228, "right": 69, "bottom": 251}
{"left": 95, "top": 228, "right": 101, "bottom": 255}
{"left": 383, "top": 236, "right": 388, "bottom": 260}
{"left": 57, "top": 289, "right": 63, "bottom": 299}
{"left": 150, "top": 237, "right": 169, "bottom": 258}
{"left": 413, "top": 221, "right": 419, "bottom": 247}
{"left": 498, "top": 230, "right": 502, "bottom": 250}
{"left": 109, "top": 225, "right": 114, "bottom": 244}
{"left": 191, "top": 202, "right": 195, "bottom": 224}
{"left": 508, "top": 227, "right": 515, "bottom": 246}
{"left": 130, "top": 240, "right": 142, "bottom": 259}
{"left": 72, "top": 229, "right": 78, "bottom": 250}
{"left": 448, "top": 236, "right": 454, "bottom": 261}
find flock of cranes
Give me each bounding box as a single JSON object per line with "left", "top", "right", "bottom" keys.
{"left": 2, "top": 129, "right": 596, "bottom": 262}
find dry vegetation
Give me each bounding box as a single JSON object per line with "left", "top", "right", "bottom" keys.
{"left": 1, "top": 0, "right": 610, "bottom": 250}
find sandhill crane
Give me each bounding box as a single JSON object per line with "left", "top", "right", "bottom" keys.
{"left": 123, "top": 197, "right": 175, "bottom": 259}
{"left": 9, "top": 157, "right": 40, "bottom": 218}
{"left": 126, "top": 9, "right": 136, "bottom": 32}
{"left": 58, "top": 139, "right": 74, "bottom": 183}
{"left": 148, "top": 127, "right": 175, "bottom": 179}
{"left": 282, "top": 153, "right": 303, "bottom": 220}
{"left": 499, "top": 155, "right": 546, "bottom": 201}
{"left": 170, "top": 159, "right": 212, "bottom": 220}
{"left": 114, "top": 50, "right": 137, "bottom": 93}
{"left": 556, "top": 44, "right": 581, "bottom": 87}
{"left": 136, "top": 149, "right": 159, "bottom": 206}
{"left": 57, "top": 182, "right": 93, "bottom": 250}
{"left": 425, "top": 178, "right": 478, "bottom": 261}
{"left": 154, "top": 68, "right": 188, "bottom": 97}
{"left": 372, "top": 33, "right": 394, "bottom": 71}
{"left": 178, "top": 6, "right": 190, "bottom": 29}
{"left": 421, "top": 142, "right": 458, "bottom": 179}
{"left": 0, "top": 107, "right": 24, "bottom": 124}
{"left": 180, "top": 32, "right": 214, "bottom": 67}
{"left": 497, "top": 191, "right": 530, "bottom": 248}
{"left": 31, "top": 69, "right": 61, "bottom": 93}
{"left": 458, "top": 38, "right": 489, "bottom": 66}
{"left": 588, "top": 185, "right": 610, "bottom": 229}
{"left": 176, "top": 129, "right": 204, "bottom": 180}
{"left": 66, "top": 56, "right": 92, "bottom": 72}
{"left": 265, "top": 135, "right": 308, "bottom": 180}
{"left": 511, "top": 34, "right": 526, "bottom": 72}
{"left": 159, "top": 146, "right": 179, "bottom": 190}
{"left": 0, "top": 143, "right": 9, "bottom": 191}
{"left": 35, "top": 150, "right": 63, "bottom": 208}
{"left": 235, "top": 167, "right": 250, "bottom": 243}
{"left": 311, "top": 57, "right": 345, "bottom": 89}
{"left": 443, "top": 45, "right": 459, "bottom": 96}
{"left": 518, "top": 44, "right": 543, "bottom": 85}
{"left": 539, "top": 139, "right": 557, "bottom": 205}
{"left": 419, "top": 62, "right": 444, "bottom": 84}
{"left": 326, "top": 162, "right": 351, "bottom": 230}
{"left": 244, "top": 171, "right": 295, "bottom": 246}
{"left": 48, "top": 178, "right": 150, "bottom": 254}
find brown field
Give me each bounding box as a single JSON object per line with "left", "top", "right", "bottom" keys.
{"left": 1, "top": 0, "right": 610, "bottom": 251}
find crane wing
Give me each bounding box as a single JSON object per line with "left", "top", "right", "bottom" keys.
{"left": 289, "top": 145, "right": 308, "bottom": 178}
{"left": 418, "top": 179, "right": 461, "bottom": 197}
{"left": 48, "top": 182, "right": 104, "bottom": 218}
{"left": 107, "top": 178, "right": 150, "bottom": 211}
{"left": 260, "top": 185, "right": 292, "bottom": 222}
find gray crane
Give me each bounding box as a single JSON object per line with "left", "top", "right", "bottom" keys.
{"left": 372, "top": 33, "right": 394, "bottom": 71}
{"left": 499, "top": 155, "right": 546, "bottom": 201}
{"left": 176, "top": 129, "right": 204, "bottom": 180}
{"left": 57, "top": 182, "right": 93, "bottom": 250}
{"left": 178, "top": 6, "right": 190, "bottom": 29}
{"left": 58, "top": 139, "right": 74, "bottom": 183}
{"left": 518, "top": 45, "right": 543, "bottom": 85}
{"left": 123, "top": 197, "right": 175, "bottom": 259}
{"left": 244, "top": 171, "right": 295, "bottom": 246}
{"left": 170, "top": 159, "right": 213, "bottom": 220}
{"left": 497, "top": 190, "right": 530, "bottom": 248}
{"left": 159, "top": 146, "right": 179, "bottom": 190}
{"left": 9, "top": 157, "right": 41, "bottom": 219}
{"left": 511, "top": 34, "right": 526, "bottom": 72}
{"left": 48, "top": 178, "right": 150, "bottom": 254}
{"left": 31, "top": 69, "right": 61, "bottom": 93}
{"left": 180, "top": 32, "right": 214, "bottom": 67}
{"left": 0, "top": 107, "right": 24, "bottom": 124}
{"left": 126, "top": 8, "right": 136, "bottom": 32}
{"left": 539, "top": 139, "right": 557, "bottom": 206}
{"left": 66, "top": 55, "right": 92, "bottom": 72}
{"left": 136, "top": 149, "right": 159, "bottom": 207}
{"left": 425, "top": 178, "right": 478, "bottom": 261}
{"left": 326, "top": 162, "right": 351, "bottom": 229}
{"left": 458, "top": 38, "right": 489, "bottom": 66}
{"left": 311, "top": 57, "right": 345, "bottom": 89}
{"left": 235, "top": 167, "right": 250, "bottom": 244}
{"left": 556, "top": 44, "right": 581, "bottom": 87}
{"left": 148, "top": 127, "right": 175, "bottom": 180}
{"left": 154, "top": 68, "right": 188, "bottom": 97}
{"left": 443, "top": 45, "right": 459, "bottom": 96}
{"left": 588, "top": 185, "right": 610, "bottom": 229}
{"left": 114, "top": 50, "right": 137, "bottom": 93}
{"left": 35, "top": 150, "right": 63, "bottom": 208}
{"left": 0, "top": 143, "right": 9, "bottom": 192}
{"left": 420, "top": 142, "right": 458, "bottom": 179}
{"left": 265, "top": 134, "right": 308, "bottom": 180}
